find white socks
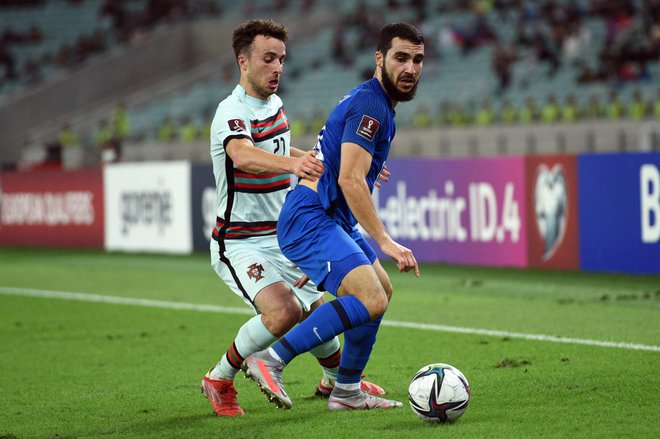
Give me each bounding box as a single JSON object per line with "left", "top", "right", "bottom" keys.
{"left": 210, "top": 314, "right": 276, "bottom": 380}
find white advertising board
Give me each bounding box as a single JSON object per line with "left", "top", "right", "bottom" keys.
{"left": 104, "top": 162, "right": 192, "bottom": 253}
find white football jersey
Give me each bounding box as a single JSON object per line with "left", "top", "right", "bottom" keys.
{"left": 210, "top": 84, "right": 291, "bottom": 241}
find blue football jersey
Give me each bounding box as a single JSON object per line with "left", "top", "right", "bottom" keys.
{"left": 313, "top": 78, "right": 396, "bottom": 228}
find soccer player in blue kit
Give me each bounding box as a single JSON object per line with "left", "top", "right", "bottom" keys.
{"left": 243, "top": 22, "right": 424, "bottom": 411}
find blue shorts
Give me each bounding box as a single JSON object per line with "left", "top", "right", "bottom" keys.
{"left": 277, "top": 185, "right": 377, "bottom": 295}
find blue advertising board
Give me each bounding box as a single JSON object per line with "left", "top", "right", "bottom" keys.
{"left": 191, "top": 164, "right": 216, "bottom": 253}
{"left": 578, "top": 152, "right": 660, "bottom": 274}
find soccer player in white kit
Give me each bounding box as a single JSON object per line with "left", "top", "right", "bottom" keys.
{"left": 201, "top": 19, "right": 384, "bottom": 417}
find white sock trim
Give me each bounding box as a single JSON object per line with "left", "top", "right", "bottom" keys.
{"left": 335, "top": 381, "right": 361, "bottom": 391}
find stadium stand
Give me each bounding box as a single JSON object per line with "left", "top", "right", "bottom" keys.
{"left": 0, "top": 0, "right": 658, "bottom": 170}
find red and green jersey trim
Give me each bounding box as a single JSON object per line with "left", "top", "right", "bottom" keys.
{"left": 251, "top": 107, "right": 289, "bottom": 142}
{"left": 212, "top": 217, "right": 278, "bottom": 240}
{"left": 233, "top": 170, "right": 290, "bottom": 193}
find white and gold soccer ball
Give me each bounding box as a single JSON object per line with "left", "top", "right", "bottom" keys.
{"left": 408, "top": 363, "right": 470, "bottom": 423}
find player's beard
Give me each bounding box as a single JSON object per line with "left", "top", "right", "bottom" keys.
{"left": 247, "top": 73, "right": 275, "bottom": 100}
{"left": 381, "top": 62, "right": 418, "bottom": 102}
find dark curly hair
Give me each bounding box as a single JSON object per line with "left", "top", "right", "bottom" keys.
{"left": 376, "top": 22, "right": 424, "bottom": 55}
{"left": 232, "top": 19, "right": 288, "bottom": 59}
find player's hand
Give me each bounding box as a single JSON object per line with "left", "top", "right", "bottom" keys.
{"left": 293, "top": 150, "right": 325, "bottom": 181}
{"left": 290, "top": 263, "right": 311, "bottom": 288}
{"left": 374, "top": 164, "right": 391, "bottom": 188}
{"left": 380, "top": 239, "right": 420, "bottom": 277}
{"left": 293, "top": 274, "right": 310, "bottom": 288}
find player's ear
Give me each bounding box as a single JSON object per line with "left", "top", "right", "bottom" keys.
{"left": 237, "top": 53, "right": 248, "bottom": 71}
{"left": 375, "top": 51, "right": 383, "bottom": 69}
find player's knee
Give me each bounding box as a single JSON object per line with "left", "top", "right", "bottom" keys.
{"left": 359, "top": 287, "right": 389, "bottom": 319}
{"left": 261, "top": 300, "right": 302, "bottom": 337}
{"left": 381, "top": 278, "right": 394, "bottom": 301}
{"left": 371, "top": 292, "right": 389, "bottom": 318}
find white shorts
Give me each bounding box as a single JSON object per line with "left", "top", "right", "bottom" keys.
{"left": 210, "top": 235, "right": 324, "bottom": 313}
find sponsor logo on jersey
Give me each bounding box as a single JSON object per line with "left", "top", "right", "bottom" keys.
{"left": 247, "top": 263, "right": 265, "bottom": 282}
{"left": 356, "top": 115, "right": 380, "bottom": 141}
{"left": 228, "top": 119, "right": 247, "bottom": 132}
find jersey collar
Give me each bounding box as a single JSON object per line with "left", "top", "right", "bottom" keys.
{"left": 234, "top": 84, "right": 272, "bottom": 108}
{"left": 368, "top": 77, "right": 395, "bottom": 113}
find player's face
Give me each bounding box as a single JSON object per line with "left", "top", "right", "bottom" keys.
{"left": 241, "top": 35, "right": 286, "bottom": 100}
{"left": 379, "top": 37, "right": 424, "bottom": 103}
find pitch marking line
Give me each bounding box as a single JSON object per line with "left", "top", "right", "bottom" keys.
{"left": 2, "top": 286, "right": 659, "bottom": 352}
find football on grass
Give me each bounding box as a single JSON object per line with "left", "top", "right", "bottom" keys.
{"left": 408, "top": 363, "right": 470, "bottom": 423}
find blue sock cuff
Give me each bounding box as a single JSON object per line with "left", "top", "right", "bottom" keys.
{"left": 336, "top": 295, "right": 371, "bottom": 328}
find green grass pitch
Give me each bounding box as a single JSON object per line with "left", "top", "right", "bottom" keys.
{"left": 1, "top": 248, "right": 659, "bottom": 438}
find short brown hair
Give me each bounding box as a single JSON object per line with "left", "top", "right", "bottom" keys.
{"left": 232, "top": 19, "right": 288, "bottom": 59}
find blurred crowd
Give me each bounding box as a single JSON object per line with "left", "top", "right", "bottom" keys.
{"left": 408, "top": 88, "right": 660, "bottom": 129}
{"left": 0, "top": 0, "right": 222, "bottom": 91}
{"left": 2, "top": 0, "right": 659, "bottom": 169}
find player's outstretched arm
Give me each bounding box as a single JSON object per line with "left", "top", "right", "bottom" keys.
{"left": 338, "top": 143, "right": 419, "bottom": 277}
{"left": 227, "top": 138, "right": 325, "bottom": 180}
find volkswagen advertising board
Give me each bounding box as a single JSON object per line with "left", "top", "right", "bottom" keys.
{"left": 578, "top": 152, "right": 660, "bottom": 274}
{"left": 371, "top": 157, "right": 528, "bottom": 267}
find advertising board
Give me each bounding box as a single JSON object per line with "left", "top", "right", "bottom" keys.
{"left": 0, "top": 169, "right": 103, "bottom": 248}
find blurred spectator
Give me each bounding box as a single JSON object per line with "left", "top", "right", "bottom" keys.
{"left": 158, "top": 117, "right": 176, "bottom": 142}
{"left": 178, "top": 116, "right": 198, "bottom": 142}
{"left": 437, "top": 101, "right": 453, "bottom": 127}
{"left": 93, "top": 119, "right": 114, "bottom": 147}
{"left": 452, "top": 10, "right": 496, "bottom": 55}
{"left": 584, "top": 93, "right": 605, "bottom": 119}
{"left": 100, "top": 139, "right": 121, "bottom": 164}
{"left": 606, "top": 90, "right": 625, "bottom": 119}
{"left": 519, "top": 96, "right": 540, "bottom": 123}
{"left": 475, "top": 98, "right": 495, "bottom": 126}
{"left": 541, "top": 94, "right": 560, "bottom": 123}
{"left": 562, "top": 24, "right": 591, "bottom": 65}
{"left": 22, "top": 60, "right": 42, "bottom": 86}
{"left": 331, "top": 24, "right": 351, "bottom": 67}
{"left": 31, "top": 143, "right": 62, "bottom": 171}
{"left": 310, "top": 110, "right": 325, "bottom": 135}
{"left": 100, "top": 0, "right": 129, "bottom": 33}
{"left": 200, "top": 118, "right": 212, "bottom": 141}
{"left": 111, "top": 103, "right": 130, "bottom": 140}
{"left": 627, "top": 89, "right": 648, "bottom": 120}
{"left": 530, "top": 26, "right": 561, "bottom": 77}
{"left": 499, "top": 99, "right": 517, "bottom": 124}
{"left": 412, "top": 104, "right": 432, "bottom": 129}
{"left": 491, "top": 42, "right": 517, "bottom": 92}
{"left": 561, "top": 94, "right": 581, "bottom": 123}
{"left": 58, "top": 123, "right": 79, "bottom": 149}
{"left": 576, "top": 61, "right": 604, "bottom": 83}
{"left": 289, "top": 117, "right": 307, "bottom": 138}
{"left": 654, "top": 89, "right": 660, "bottom": 118}
{"left": 449, "top": 103, "right": 470, "bottom": 126}
{"left": 0, "top": 40, "right": 17, "bottom": 80}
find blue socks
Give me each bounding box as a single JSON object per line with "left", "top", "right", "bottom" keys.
{"left": 271, "top": 295, "right": 371, "bottom": 364}
{"left": 337, "top": 315, "right": 383, "bottom": 384}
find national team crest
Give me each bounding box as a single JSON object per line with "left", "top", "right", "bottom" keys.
{"left": 228, "top": 119, "right": 247, "bottom": 132}
{"left": 247, "top": 263, "right": 265, "bottom": 282}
